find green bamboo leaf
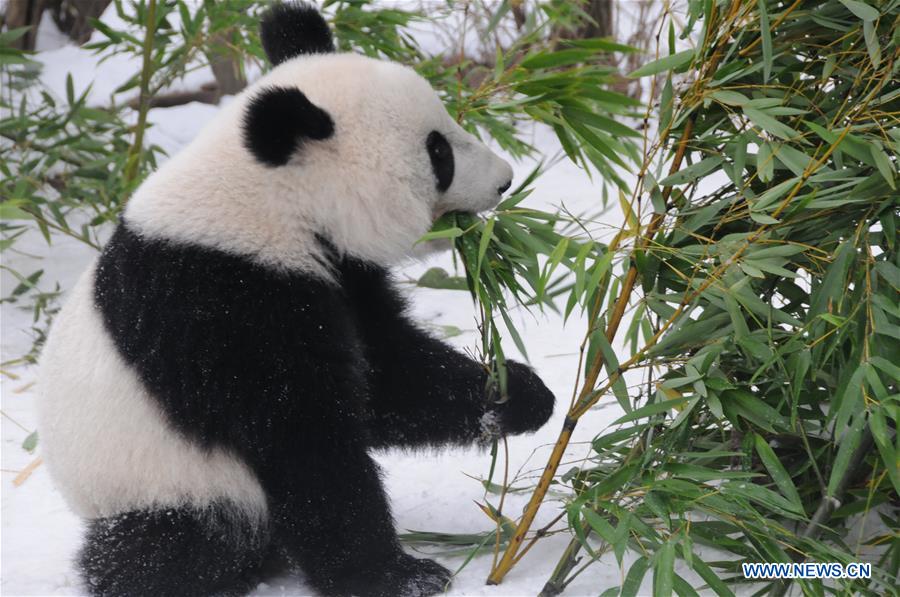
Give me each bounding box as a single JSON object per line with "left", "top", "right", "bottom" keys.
{"left": 565, "top": 38, "right": 640, "bottom": 53}
{"left": 653, "top": 541, "right": 676, "bottom": 597}
{"left": 682, "top": 550, "right": 734, "bottom": 597}
{"left": 627, "top": 49, "right": 693, "bottom": 78}
{"left": 66, "top": 73, "right": 75, "bottom": 105}
{"left": 839, "top": 0, "right": 879, "bottom": 20}
{"left": 732, "top": 132, "right": 750, "bottom": 187}
{"left": 874, "top": 261, "right": 900, "bottom": 289}
{"left": 563, "top": 107, "right": 641, "bottom": 138}
{"left": 581, "top": 508, "right": 616, "bottom": 546}
{"left": 22, "top": 430, "right": 38, "bottom": 453}
{"left": 673, "top": 574, "right": 699, "bottom": 597}
{"left": 476, "top": 217, "right": 495, "bottom": 274}
{"left": 660, "top": 75, "right": 674, "bottom": 133}
{"left": 520, "top": 48, "right": 594, "bottom": 69}
{"left": 870, "top": 145, "right": 896, "bottom": 190}
{"left": 417, "top": 267, "right": 469, "bottom": 291}
{"left": 722, "top": 389, "right": 789, "bottom": 432}
{"left": 803, "top": 121, "right": 877, "bottom": 166}
{"left": 722, "top": 481, "right": 805, "bottom": 518}
{"left": 744, "top": 107, "right": 799, "bottom": 140}
{"left": 0, "top": 203, "right": 32, "bottom": 220}
{"left": 869, "top": 356, "right": 900, "bottom": 381}
{"left": 498, "top": 308, "right": 529, "bottom": 361}
{"left": 752, "top": 177, "right": 799, "bottom": 212}
{"left": 416, "top": 227, "right": 463, "bottom": 243}
{"left": 756, "top": 142, "right": 775, "bottom": 182}
{"left": 658, "top": 157, "right": 723, "bottom": 186}
{"left": 809, "top": 240, "right": 855, "bottom": 319}
{"left": 863, "top": 19, "right": 881, "bottom": 68}
{"left": 745, "top": 243, "right": 806, "bottom": 259}
{"left": 613, "top": 397, "right": 687, "bottom": 425}
{"left": 0, "top": 26, "right": 32, "bottom": 45}
{"left": 664, "top": 463, "right": 756, "bottom": 481}
{"left": 621, "top": 557, "right": 650, "bottom": 597}
{"left": 711, "top": 90, "right": 750, "bottom": 106}
{"left": 757, "top": 0, "right": 772, "bottom": 82}
{"left": 869, "top": 408, "right": 900, "bottom": 493}
{"left": 775, "top": 145, "right": 813, "bottom": 177}
{"left": 587, "top": 327, "right": 630, "bottom": 412}
{"left": 565, "top": 118, "right": 631, "bottom": 170}
{"left": 753, "top": 433, "right": 804, "bottom": 513}
{"left": 749, "top": 212, "right": 780, "bottom": 225}
{"left": 827, "top": 411, "right": 866, "bottom": 497}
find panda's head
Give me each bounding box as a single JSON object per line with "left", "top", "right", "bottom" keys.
{"left": 127, "top": 2, "right": 512, "bottom": 271}
{"left": 235, "top": 2, "right": 512, "bottom": 267}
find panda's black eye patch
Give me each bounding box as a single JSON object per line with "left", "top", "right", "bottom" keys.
{"left": 426, "top": 131, "right": 454, "bottom": 192}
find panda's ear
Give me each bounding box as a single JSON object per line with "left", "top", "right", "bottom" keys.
{"left": 260, "top": 1, "right": 335, "bottom": 65}
{"left": 243, "top": 86, "right": 334, "bottom": 167}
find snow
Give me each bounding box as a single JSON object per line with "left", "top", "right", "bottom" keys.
{"left": 0, "top": 8, "right": 665, "bottom": 597}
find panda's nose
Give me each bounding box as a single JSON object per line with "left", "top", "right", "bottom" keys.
{"left": 498, "top": 179, "right": 512, "bottom": 195}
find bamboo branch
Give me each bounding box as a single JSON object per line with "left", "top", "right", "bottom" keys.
{"left": 538, "top": 522, "right": 590, "bottom": 597}
{"left": 122, "top": 0, "right": 157, "bottom": 188}
{"left": 485, "top": 0, "right": 745, "bottom": 584}
{"left": 485, "top": 120, "right": 692, "bottom": 587}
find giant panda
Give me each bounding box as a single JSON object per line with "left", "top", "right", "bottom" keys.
{"left": 37, "top": 3, "right": 555, "bottom": 596}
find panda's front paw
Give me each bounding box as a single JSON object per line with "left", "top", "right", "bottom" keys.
{"left": 491, "top": 360, "right": 555, "bottom": 436}
{"left": 368, "top": 554, "right": 452, "bottom": 597}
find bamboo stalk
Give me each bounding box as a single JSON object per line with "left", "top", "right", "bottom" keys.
{"left": 538, "top": 522, "right": 590, "bottom": 597}
{"left": 122, "top": 0, "right": 158, "bottom": 188}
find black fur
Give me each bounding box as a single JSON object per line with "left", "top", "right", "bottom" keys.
{"left": 80, "top": 504, "right": 268, "bottom": 597}
{"left": 260, "top": 1, "right": 335, "bottom": 65}
{"left": 243, "top": 86, "right": 334, "bottom": 167}
{"left": 335, "top": 251, "right": 554, "bottom": 447}
{"left": 426, "top": 130, "right": 454, "bottom": 192}
{"left": 91, "top": 222, "right": 554, "bottom": 596}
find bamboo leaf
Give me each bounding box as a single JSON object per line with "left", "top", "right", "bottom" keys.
{"left": 839, "top": 0, "right": 879, "bottom": 20}
{"left": 627, "top": 49, "right": 693, "bottom": 78}
{"left": 417, "top": 227, "right": 463, "bottom": 243}
{"left": 653, "top": 541, "right": 676, "bottom": 597}
{"left": 621, "top": 557, "right": 650, "bottom": 597}
{"left": 711, "top": 90, "right": 750, "bottom": 106}
{"left": 744, "top": 107, "right": 799, "bottom": 140}
{"left": 659, "top": 157, "right": 723, "bottom": 186}
{"left": 870, "top": 144, "right": 896, "bottom": 189}
{"left": 827, "top": 411, "right": 866, "bottom": 497}
{"left": 753, "top": 433, "right": 804, "bottom": 513}
{"left": 21, "top": 430, "right": 38, "bottom": 453}
{"left": 863, "top": 19, "right": 881, "bottom": 68}
{"left": 613, "top": 397, "right": 687, "bottom": 425}
{"left": 757, "top": 0, "right": 773, "bottom": 82}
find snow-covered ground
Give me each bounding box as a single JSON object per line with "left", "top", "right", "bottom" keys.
{"left": 0, "top": 8, "right": 664, "bottom": 597}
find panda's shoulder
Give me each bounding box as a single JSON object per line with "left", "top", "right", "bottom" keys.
{"left": 94, "top": 221, "right": 346, "bottom": 328}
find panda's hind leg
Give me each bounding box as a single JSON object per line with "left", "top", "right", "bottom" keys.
{"left": 79, "top": 502, "right": 269, "bottom": 597}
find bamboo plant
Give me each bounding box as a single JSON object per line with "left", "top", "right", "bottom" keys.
{"left": 448, "top": 1, "right": 899, "bottom": 595}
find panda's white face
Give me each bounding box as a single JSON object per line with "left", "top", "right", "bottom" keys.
{"left": 125, "top": 52, "right": 512, "bottom": 274}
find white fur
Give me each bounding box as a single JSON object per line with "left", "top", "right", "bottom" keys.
{"left": 38, "top": 264, "right": 268, "bottom": 521}
{"left": 125, "top": 53, "right": 513, "bottom": 273}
